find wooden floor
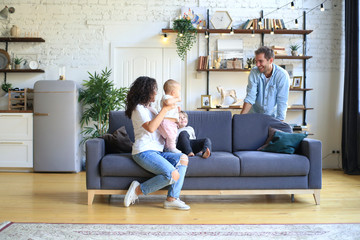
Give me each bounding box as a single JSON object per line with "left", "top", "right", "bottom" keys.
{"left": 0, "top": 169, "right": 359, "bottom": 224}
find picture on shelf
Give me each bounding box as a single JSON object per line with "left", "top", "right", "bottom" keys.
{"left": 181, "top": 7, "right": 207, "bottom": 29}
{"left": 292, "top": 76, "right": 302, "bottom": 88}
{"left": 201, "top": 95, "right": 211, "bottom": 108}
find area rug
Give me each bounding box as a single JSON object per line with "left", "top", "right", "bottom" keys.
{"left": 1, "top": 222, "right": 360, "bottom": 240}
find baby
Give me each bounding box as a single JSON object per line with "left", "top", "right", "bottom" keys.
{"left": 158, "top": 79, "right": 182, "bottom": 153}
{"left": 176, "top": 111, "right": 211, "bottom": 158}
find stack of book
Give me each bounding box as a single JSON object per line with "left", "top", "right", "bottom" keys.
{"left": 242, "top": 18, "right": 286, "bottom": 30}
{"left": 289, "top": 104, "right": 305, "bottom": 109}
{"left": 271, "top": 46, "right": 287, "bottom": 55}
{"left": 197, "top": 56, "right": 209, "bottom": 70}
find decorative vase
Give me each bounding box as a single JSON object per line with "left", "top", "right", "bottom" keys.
{"left": 15, "top": 64, "right": 20, "bottom": 69}
{"left": 10, "top": 25, "right": 20, "bottom": 37}
{"left": 291, "top": 50, "right": 298, "bottom": 56}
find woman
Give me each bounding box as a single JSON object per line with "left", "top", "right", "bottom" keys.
{"left": 124, "top": 76, "right": 190, "bottom": 210}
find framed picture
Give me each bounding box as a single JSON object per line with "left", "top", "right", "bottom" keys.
{"left": 181, "top": 7, "right": 207, "bottom": 29}
{"left": 292, "top": 76, "right": 302, "bottom": 88}
{"left": 201, "top": 95, "right": 211, "bottom": 108}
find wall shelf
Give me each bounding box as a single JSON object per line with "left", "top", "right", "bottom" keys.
{"left": 0, "top": 37, "right": 45, "bottom": 43}
{"left": 0, "top": 69, "right": 45, "bottom": 73}
{"left": 197, "top": 68, "right": 251, "bottom": 72}
{"left": 161, "top": 29, "right": 313, "bottom": 35}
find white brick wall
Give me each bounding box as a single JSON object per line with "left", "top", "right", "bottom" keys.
{"left": 0, "top": 0, "right": 344, "bottom": 168}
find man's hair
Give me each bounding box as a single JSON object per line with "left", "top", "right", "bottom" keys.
{"left": 179, "top": 111, "right": 188, "bottom": 119}
{"left": 255, "top": 46, "right": 275, "bottom": 60}
{"left": 163, "top": 79, "right": 179, "bottom": 94}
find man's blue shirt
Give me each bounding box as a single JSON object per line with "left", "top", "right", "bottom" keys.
{"left": 244, "top": 64, "right": 290, "bottom": 120}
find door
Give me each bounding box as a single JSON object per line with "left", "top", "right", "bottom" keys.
{"left": 112, "top": 47, "right": 185, "bottom": 109}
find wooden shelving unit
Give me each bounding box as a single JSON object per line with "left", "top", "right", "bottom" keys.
{"left": 0, "top": 37, "right": 45, "bottom": 83}
{"left": 163, "top": 11, "right": 313, "bottom": 130}
{"left": 8, "top": 88, "right": 33, "bottom": 111}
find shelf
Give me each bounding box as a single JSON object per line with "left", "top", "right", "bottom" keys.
{"left": 0, "top": 69, "right": 45, "bottom": 73}
{"left": 275, "top": 55, "right": 312, "bottom": 59}
{"left": 162, "top": 29, "right": 313, "bottom": 35}
{"left": 0, "top": 37, "right": 45, "bottom": 42}
{"left": 287, "top": 107, "right": 314, "bottom": 111}
{"left": 290, "top": 88, "right": 313, "bottom": 92}
{"left": 197, "top": 68, "right": 251, "bottom": 72}
{"left": 198, "top": 107, "right": 314, "bottom": 111}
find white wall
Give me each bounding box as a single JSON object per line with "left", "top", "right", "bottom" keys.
{"left": 0, "top": 0, "right": 345, "bottom": 168}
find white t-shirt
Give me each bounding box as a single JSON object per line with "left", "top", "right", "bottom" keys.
{"left": 161, "top": 94, "right": 179, "bottom": 120}
{"left": 131, "top": 104, "right": 165, "bottom": 155}
{"left": 177, "top": 126, "right": 196, "bottom": 140}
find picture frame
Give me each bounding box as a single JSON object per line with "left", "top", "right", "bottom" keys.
{"left": 201, "top": 95, "right": 211, "bottom": 108}
{"left": 181, "top": 7, "right": 207, "bottom": 29}
{"left": 292, "top": 76, "right": 302, "bottom": 88}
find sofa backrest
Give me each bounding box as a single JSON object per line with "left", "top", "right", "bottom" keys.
{"left": 232, "top": 113, "right": 292, "bottom": 151}
{"left": 108, "top": 110, "right": 233, "bottom": 152}
{"left": 109, "top": 111, "right": 135, "bottom": 142}
{"left": 186, "top": 111, "right": 232, "bottom": 152}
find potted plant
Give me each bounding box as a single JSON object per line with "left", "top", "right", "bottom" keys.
{"left": 78, "top": 68, "right": 128, "bottom": 144}
{"left": 173, "top": 18, "right": 197, "bottom": 61}
{"left": 290, "top": 44, "right": 300, "bottom": 56}
{"left": 14, "top": 57, "right": 24, "bottom": 69}
{"left": 1, "top": 82, "right": 12, "bottom": 93}
{"left": 246, "top": 58, "right": 255, "bottom": 69}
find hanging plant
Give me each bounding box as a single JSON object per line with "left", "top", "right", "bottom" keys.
{"left": 173, "top": 18, "right": 197, "bottom": 61}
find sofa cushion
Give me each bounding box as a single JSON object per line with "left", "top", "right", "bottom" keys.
{"left": 186, "top": 152, "right": 240, "bottom": 177}
{"left": 257, "top": 127, "right": 281, "bottom": 151}
{"left": 261, "top": 131, "right": 308, "bottom": 154}
{"left": 234, "top": 151, "right": 310, "bottom": 176}
{"left": 232, "top": 113, "right": 292, "bottom": 151}
{"left": 109, "top": 111, "right": 135, "bottom": 142}
{"left": 101, "top": 152, "right": 241, "bottom": 177}
{"left": 186, "top": 111, "right": 232, "bottom": 152}
{"left": 101, "top": 126, "right": 133, "bottom": 153}
{"left": 101, "top": 153, "right": 154, "bottom": 177}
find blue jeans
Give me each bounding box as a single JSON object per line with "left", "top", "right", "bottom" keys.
{"left": 132, "top": 151, "right": 187, "bottom": 198}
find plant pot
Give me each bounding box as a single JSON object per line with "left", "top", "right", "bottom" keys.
{"left": 15, "top": 64, "right": 21, "bottom": 69}
{"left": 291, "top": 50, "right": 298, "bottom": 56}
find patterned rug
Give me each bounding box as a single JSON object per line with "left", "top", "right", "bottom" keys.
{"left": 1, "top": 222, "right": 360, "bottom": 239}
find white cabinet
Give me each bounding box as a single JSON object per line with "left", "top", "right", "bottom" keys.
{"left": 0, "top": 113, "right": 33, "bottom": 168}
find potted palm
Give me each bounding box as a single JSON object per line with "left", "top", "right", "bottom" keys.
{"left": 78, "top": 68, "right": 128, "bottom": 144}
{"left": 14, "top": 57, "right": 24, "bottom": 69}
{"left": 290, "top": 44, "right": 300, "bottom": 56}
{"left": 173, "top": 18, "right": 197, "bottom": 61}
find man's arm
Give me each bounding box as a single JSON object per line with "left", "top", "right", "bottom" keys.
{"left": 241, "top": 102, "right": 252, "bottom": 114}
{"left": 242, "top": 70, "right": 258, "bottom": 114}
{"left": 276, "top": 73, "right": 290, "bottom": 120}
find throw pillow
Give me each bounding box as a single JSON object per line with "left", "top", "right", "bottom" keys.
{"left": 261, "top": 131, "right": 308, "bottom": 154}
{"left": 101, "top": 126, "right": 133, "bottom": 153}
{"left": 257, "top": 127, "right": 282, "bottom": 151}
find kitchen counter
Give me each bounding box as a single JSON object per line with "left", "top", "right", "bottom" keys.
{"left": 0, "top": 110, "right": 33, "bottom": 113}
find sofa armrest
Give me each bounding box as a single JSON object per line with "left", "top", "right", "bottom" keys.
{"left": 299, "top": 138, "right": 322, "bottom": 189}
{"left": 86, "top": 138, "right": 105, "bottom": 190}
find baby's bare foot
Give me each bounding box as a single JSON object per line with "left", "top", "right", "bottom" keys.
{"left": 188, "top": 152, "right": 195, "bottom": 157}
{"left": 202, "top": 148, "right": 211, "bottom": 159}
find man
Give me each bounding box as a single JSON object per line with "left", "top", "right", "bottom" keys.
{"left": 241, "top": 46, "right": 290, "bottom": 121}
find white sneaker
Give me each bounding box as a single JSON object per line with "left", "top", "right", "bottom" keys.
{"left": 124, "top": 181, "right": 140, "bottom": 207}
{"left": 164, "top": 198, "right": 190, "bottom": 210}
{"left": 169, "top": 148, "right": 182, "bottom": 153}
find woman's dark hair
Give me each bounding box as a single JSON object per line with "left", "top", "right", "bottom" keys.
{"left": 125, "top": 76, "right": 158, "bottom": 118}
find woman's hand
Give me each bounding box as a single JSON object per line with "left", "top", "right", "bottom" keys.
{"left": 142, "top": 103, "right": 176, "bottom": 133}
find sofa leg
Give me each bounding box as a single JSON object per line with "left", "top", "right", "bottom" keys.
{"left": 88, "top": 190, "right": 95, "bottom": 205}
{"left": 313, "top": 190, "right": 320, "bottom": 205}
{"left": 291, "top": 194, "right": 295, "bottom": 202}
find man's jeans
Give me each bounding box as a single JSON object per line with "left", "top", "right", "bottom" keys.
{"left": 132, "top": 151, "right": 187, "bottom": 198}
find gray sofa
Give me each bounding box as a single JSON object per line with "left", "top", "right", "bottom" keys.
{"left": 86, "top": 111, "right": 322, "bottom": 205}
